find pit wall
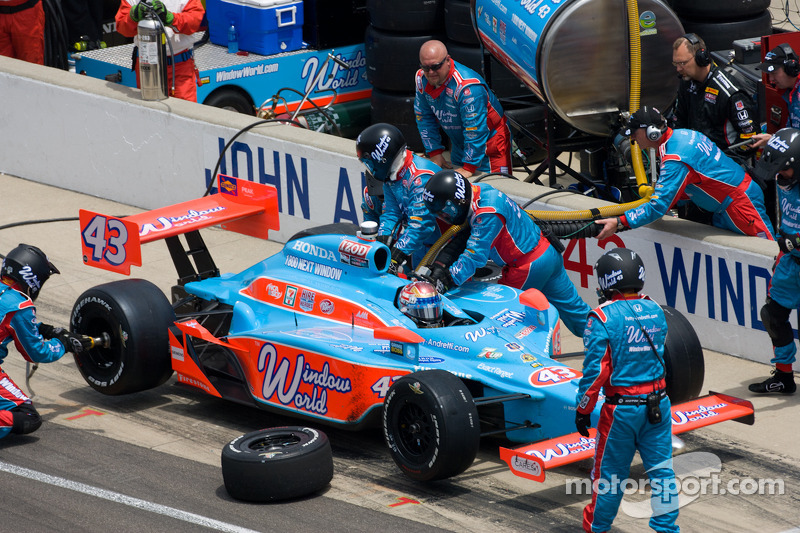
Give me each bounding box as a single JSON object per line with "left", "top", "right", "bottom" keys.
{"left": 0, "top": 56, "right": 779, "bottom": 364}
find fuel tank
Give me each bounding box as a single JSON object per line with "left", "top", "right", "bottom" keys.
{"left": 471, "top": 0, "right": 684, "bottom": 136}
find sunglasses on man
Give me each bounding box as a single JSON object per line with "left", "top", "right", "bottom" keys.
{"left": 420, "top": 56, "right": 448, "bottom": 73}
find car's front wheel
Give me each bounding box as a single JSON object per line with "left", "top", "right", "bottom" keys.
{"left": 70, "top": 279, "right": 174, "bottom": 395}
{"left": 383, "top": 369, "right": 480, "bottom": 481}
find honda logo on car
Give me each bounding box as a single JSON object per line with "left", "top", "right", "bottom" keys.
{"left": 292, "top": 240, "right": 338, "bottom": 261}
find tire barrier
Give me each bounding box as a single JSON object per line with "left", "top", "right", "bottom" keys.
{"left": 668, "top": 0, "right": 770, "bottom": 22}
{"left": 670, "top": 0, "right": 773, "bottom": 53}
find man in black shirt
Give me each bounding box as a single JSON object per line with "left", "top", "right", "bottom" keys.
{"left": 672, "top": 33, "right": 759, "bottom": 160}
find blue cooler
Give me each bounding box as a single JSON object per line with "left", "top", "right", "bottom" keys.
{"left": 207, "top": 0, "right": 304, "bottom": 55}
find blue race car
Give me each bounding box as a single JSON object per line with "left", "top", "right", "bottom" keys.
{"left": 71, "top": 176, "right": 752, "bottom": 484}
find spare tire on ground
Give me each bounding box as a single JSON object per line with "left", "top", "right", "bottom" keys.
{"left": 221, "top": 426, "right": 334, "bottom": 502}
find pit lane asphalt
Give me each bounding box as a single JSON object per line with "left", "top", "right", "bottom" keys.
{"left": 1, "top": 173, "right": 798, "bottom": 533}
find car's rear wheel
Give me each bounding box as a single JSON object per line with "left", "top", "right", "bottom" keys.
{"left": 221, "top": 426, "right": 333, "bottom": 502}
{"left": 70, "top": 279, "right": 174, "bottom": 395}
{"left": 383, "top": 369, "right": 480, "bottom": 481}
{"left": 662, "top": 305, "right": 705, "bottom": 403}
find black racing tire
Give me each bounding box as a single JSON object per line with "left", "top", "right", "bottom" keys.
{"left": 661, "top": 305, "right": 705, "bottom": 403}
{"left": 288, "top": 222, "right": 360, "bottom": 241}
{"left": 366, "top": 0, "right": 444, "bottom": 33}
{"left": 221, "top": 426, "right": 333, "bottom": 502}
{"left": 370, "top": 88, "right": 425, "bottom": 153}
{"left": 70, "top": 279, "right": 174, "bottom": 395}
{"left": 669, "top": 0, "right": 770, "bottom": 21}
{"left": 203, "top": 88, "right": 256, "bottom": 115}
{"left": 365, "top": 25, "right": 445, "bottom": 92}
{"left": 383, "top": 369, "right": 480, "bottom": 481}
{"left": 679, "top": 11, "right": 773, "bottom": 53}
{"left": 445, "top": 0, "right": 478, "bottom": 45}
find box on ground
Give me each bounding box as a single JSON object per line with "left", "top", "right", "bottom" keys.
{"left": 207, "top": 0, "right": 304, "bottom": 55}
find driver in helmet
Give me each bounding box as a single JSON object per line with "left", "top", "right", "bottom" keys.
{"left": 422, "top": 169, "right": 591, "bottom": 337}
{"left": 748, "top": 128, "right": 800, "bottom": 394}
{"left": 576, "top": 248, "right": 678, "bottom": 533}
{"left": 397, "top": 281, "right": 444, "bottom": 328}
{"left": 356, "top": 123, "right": 445, "bottom": 274}
{"left": 0, "top": 244, "right": 92, "bottom": 441}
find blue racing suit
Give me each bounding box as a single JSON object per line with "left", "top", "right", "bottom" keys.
{"left": 764, "top": 183, "right": 800, "bottom": 366}
{"left": 414, "top": 59, "right": 512, "bottom": 174}
{"left": 577, "top": 294, "right": 679, "bottom": 533}
{"left": 781, "top": 78, "right": 800, "bottom": 129}
{"left": 361, "top": 186, "right": 382, "bottom": 224}
{"left": 379, "top": 151, "right": 444, "bottom": 267}
{"left": 622, "top": 128, "right": 774, "bottom": 239}
{"left": 0, "top": 284, "right": 66, "bottom": 439}
{"left": 446, "top": 183, "right": 590, "bottom": 336}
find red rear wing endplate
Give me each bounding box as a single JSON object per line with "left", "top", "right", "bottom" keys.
{"left": 79, "top": 175, "right": 280, "bottom": 275}
{"left": 499, "top": 391, "right": 755, "bottom": 482}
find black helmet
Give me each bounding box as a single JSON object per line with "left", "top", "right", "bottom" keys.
{"left": 422, "top": 170, "right": 472, "bottom": 225}
{"left": 594, "top": 247, "right": 645, "bottom": 300}
{"left": 754, "top": 128, "right": 800, "bottom": 189}
{"left": 356, "top": 123, "right": 407, "bottom": 182}
{"left": 1, "top": 244, "right": 59, "bottom": 301}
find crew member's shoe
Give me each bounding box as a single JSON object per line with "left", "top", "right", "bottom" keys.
{"left": 748, "top": 369, "right": 796, "bottom": 394}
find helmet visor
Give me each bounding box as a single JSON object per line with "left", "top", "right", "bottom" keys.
{"left": 359, "top": 157, "right": 377, "bottom": 181}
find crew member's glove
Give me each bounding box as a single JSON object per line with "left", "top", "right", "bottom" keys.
{"left": 575, "top": 411, "right": 592, "bottom": 438}
{"left": 44, "top": 326, "right": 93, "bottom": 354}
{"left": 38, "top": 323, "right": 58, "bottom": 339}
{"left": 429, "top": 263, "right": 453, "bottom": 294}
{"left": 777, "top": 230, "right": 800, "bottom": 254}
{"left": 388, "top": 249, "right": 410, "bottom": 275}
{"left": 129, "top": 2, "right": 148, "bottom": 22}
{"left": 152, "top": 0, "right": 175, "bottom": 25}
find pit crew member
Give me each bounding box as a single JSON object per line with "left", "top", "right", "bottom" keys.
{"left": 414, "top": 39, "right": 512, "bottom": 178}
{"left": 753, "top": 44, "right": 800, "bottom": 148}
{"left": 749, "top": 127, "right": 800, "bottom": 394}
{"left": 672, "top": 33, "right": 759, "bottom": 160}
{"left": 0, "top": 244, "right": 92, "bottom": 440}
{"left": 356, "top": 123, "right": 444, "bottom": 273}
{"left": 576, "top": 247, "right": 679, "bottom": 533}
{"left": 595, "top": 106, "right": 774, "bottom": 240}
{"left": 115, "top": 0, "right": 205, "bottom": 102}
{"left": 422, "top": 169, "right": 591, "bottom": 336}
{"left": 0, "top": 0, "right": 45, "bottom": 64}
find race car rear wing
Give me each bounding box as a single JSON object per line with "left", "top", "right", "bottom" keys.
{"left": 79, "top": 175, "right": 280, "bottom": 275}
{"left": 499, "top": 391, "right": 755, "bottom": 482}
